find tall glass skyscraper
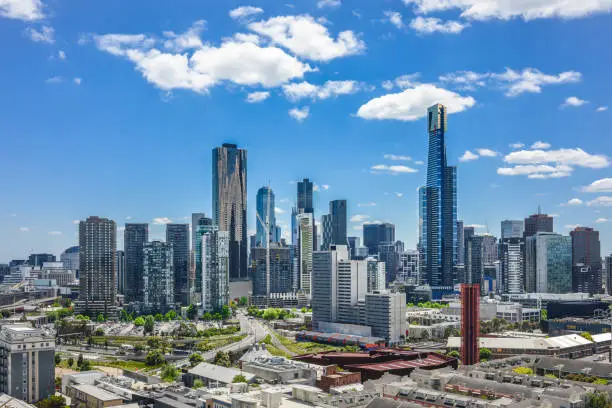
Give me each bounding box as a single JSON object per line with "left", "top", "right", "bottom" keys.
{"left": 255, "top": 186, "right": 277, "bottom": 248}
{"left": 166, "top": 223, "right": 190, "bottom": 306}
{"left": 124, "top": 223, "right": 148, "bottom": 302}
{"left": 329, "top": 199, "right": 348, "bottom": 247}
{"left": 297, "top": 178, "right": 314, "bottom": 214}
{"left": 213, "top": 143, "right": 247, "bottom": 280}
{"left": 419, "top": 104, "right": 457, "bottom": 293}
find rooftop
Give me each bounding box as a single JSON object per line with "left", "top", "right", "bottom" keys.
{"left": 70, "top": 384, "right": 124, "bottom": 401}
{"left": 447, "top": 334, "right": 592, "bottom": 350}
{"left": 189, "top": 362, "right": 256, "bottom": 384}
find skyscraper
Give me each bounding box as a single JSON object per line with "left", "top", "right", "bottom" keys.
{"left": 252, "top": 244, "right": 293, "bottom": 296}
{"left": 60, "top": 246, "right": 80, "bottom": 277}
{"left": 465, "top": 235, "right": 483, "bottom": 285}
{"left": 363, "top": 222, "right": 395, "bottom": 255}
{"left": 329, "top": 199, "right": 348, "bottom": 246}
{"left": 524, "top": 211, "right": 553, "bottom": 238}
{"left": 28, "top": 253, "right": 56, "bottom": 267}
{"left": 347, "top": 236, "right": 360, "bottom": 259}
{"left": 501, "top": 220, "right": 524, "bottom": 240}
{"left": 297, "top": 213, "right": 314, "bottom": 295}
{"left": 256, "top": 186, "right": 277, "bottom": 248}
{"left": 534, "top": 232, "right": 572, "bottom": 293}
{"left": 76, "top": 216, "right": 117, "bottom": 317}
{"left": 499, "top": 237, "right": 524, "bottom": 294}
{"left": 366, "top": 257, "right": 386, "bottom": 292}
{"left": 607, "top": 256, "right": 612, "bottom": 296}
{"left": 194, "top": 216, "right": 213, "bottom": 296}
{"left": 460, "top": 283, "right": 480, "bottom": 366}
{"left": 482, "top": 235, "right": 498, "bottom": 265}
{"left": 166, "top": 223, "right": 190, "bottom": 306}
{"left": 143, "top": 241, "right": 174, "bottom": 313}
{"left": 297, "top": 178, "right": 314, "bottom": 214}
{"left": 213, "top": 143, "right": 247, "bottom": 280}
{"left": 419, "top": 104, "right": 457, "bottom": 293}
{"left": 124, "top": 223, "right": 148, "bottom": 302}
{"left": 570, "top": 227, "right": 602, "bottom": 295}
{"left": 116, "top": 250, "right": 125, "bottom": 295}
{"left": 456, "top": 221, "right": 465, "bottom": 265}
{"left": 320, "top": 214, "right": 332, "bottom": 251}
{"left": 201, "top": 227, "right": 230, "bottom": 312}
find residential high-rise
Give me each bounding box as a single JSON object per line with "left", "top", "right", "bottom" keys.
{"left": 524, "top": 211, "right": 553, "bottom": 238}
{"left": 28, "top": 253, "right": 55, "bottom": 267}
{"left": 194, "top": 216, "right": 214, "bottom": 296}
{"left": 363, "top": 223, "right": 395, "bottom": 255}
{"left": 60, "top": 246, "right": 79, "bottom": 277}
{"left": 329, "top": 200, "right": 348, "bottom": 247}
{"left": 312, "top": 246, "right": 347, "bottom": 328}
{"left": 213, "top": 143, "right": 247, "bottom": 280}
{"left": 607, "top": 256, "right": 612, "bottom": 296}
{"left": 365, "top": 291, "right": 407, "bottom": 346}
{"left": 252, "top": 244, "right": 293, "bottom": 296}
{"left": 256, "top": 186, "right": 278, "bottom": 248}
{"left": 419, "top": 104, "right": 457, "bottom": 294}
{"left": 501, "top": 220, "right": 524, "bottom": 240}
{"left": 570, "top": 227, "right": 602, "bottom": 295}
{"left": 191, "top": 212, "right": 207, "bottom": 288}
{"left": 366, "top": 257, "right": 386, "bottom": 292}
{"left": 347, "top": 236, "right": 360, "bottom": 259}
{"left": 76, "top": 216, "right": 117, "bottom": 317}
{"left": 297, "top": 178, "right": 314, "bottom": 214}
{"left": 378, "top": 242, "right": 398, "bottom": 284}
{"left": 166, "top": 224, "right": 190, "bottom": 306}
{"left": 116, "top": 250, "right": 125, "bottom": 295}
{"left": 321, "top": 214, "right": 333, "bottom": 251}
{"left": 143, "top": 241, "right": 174, "bottom": 313}
{"left": 465, "top": 235, "right": 483, "bottom": 285}
{"left": 499, "top": 237, "right": 524, "bottom": 294}
{"left": 524, "top": 235, "right": 537, "bottom": 293}
{"left": 124, "top": 223, "right": 148, "bottom": 302}
{"left": 534, "top": 232, "right": 572, "bottom": 293}
{"left": 456, "top": 221, "right": 465, "bottom": 265}
{"left": 337, "top": 257, "right": 367, "bottom": 325}
{"left": 297, "top": 213, "right": 314, "bottom": 295}
{"left": 460, "top": 284, "right": 480, "bottom": 366}
{"left": 0, "top": 325, "right": 55, "bottom": 403}
{"left": 201, "top": 226, "right": 230, "bottom": 312}
{"left": 482, "top": 235, "right": 498, "bottom": 265}
{"left": 398, "top": 250, "right": 419, "bottom": 285}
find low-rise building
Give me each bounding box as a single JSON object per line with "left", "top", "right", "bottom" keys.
{"left": 186, "top": 363, "right": 256, "bottom": 388}
{"left": 242, "top": 357, "right": 317, "bottom": 385}
{"left": 66, "top": 383, "right": 124, "bottom": 408}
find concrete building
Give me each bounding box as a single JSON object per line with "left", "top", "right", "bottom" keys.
{"left": 60, "top": 246, "right": 79, "bottom": 278}
{"left": 311, "top": 246, "right": 347, "bottom": 327}
{"left": 365, "top": 291, "right": 407, "bottom": 345}
{"left": 378, "top": 243, "right": 398, "bottom": 284}
{"left": 501, "top": 220, "right": 524, "bottom": 240}
{"left": 124, "top": 223, "right": 148, "bottom": 302}
{"left": 166, "top": 223, "right": 190, "bottom": 306}
{"left": 499, "top": 237, "right": 524, "bottom": 294}
{"left": 252, "top": 244, "right": 293, "bottom": 296}
{"left": 186, "top": 363, "right": 255, "bottom": 388}
{"left": 398, "top": 250, "right": 419, "bottom": 285}
{"left": 297, "top": 213, "right": 314, "bottom": 296}
{"left": 241, "top": 357, "right": 317, "bottom": 385}
{"left": 337, "top": 258, "right": 367, "bottom": 325}
{"left": 347, "top": 237, "right": 360, "bottom": 259}
{"left": 66, "top": 383, "right": 124, "bottom": 408}
{"left": 366, "top": 258, "right": 385, "bottom": 292}
{"left": 0, "top": 325, "right": 55, "bottom": 403}
{"left": 570, "top": 226, "right": 602, "bottom": 295}
{"left": 200, "top": 227, "right": 230, "bottom": 313}
{"left": 142, "top": 241, "right": 174, "bottom": 313}
{"left": 116, "top": 250, "right": 125, "bottom": 295}
{"left": 40, "top": 262, "right": 75, "bottom": 286}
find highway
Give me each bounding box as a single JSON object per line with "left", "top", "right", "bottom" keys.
{"left": 200, "top": 312, "right": 267, "bottom": 361}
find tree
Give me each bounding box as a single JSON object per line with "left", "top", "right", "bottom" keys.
{"left": 541, "top": 309, "right": 548, "bottom": 321}
{"left": 155, "top": 313, "right": 164, "bottom": 322}
{"left": 54, "top": 354, "right": 61, "bottom": 365}
{"left": 77, "top": 353, "right": 84, "bottom": 367}
{"left": 213, "top": 313, "right": 222, "bottom": 321}
{"left": 581, "top": 332, "right": 594, "bottom": 341}
{"left": 164, "top": 310, "right": 177, "bottom": 321}
{"left": 96, "top": 313, "right": 105, "bottom": 323}
{"left": 189, "top": 353, "right": 204, "bottom": 366}
{"left": 447, "top": 350, "right": 460, "bottom": 359}
{"left": 221, "top": 305, "right": 231, "bottom": 320}
{"left": 479, "top": 348, "right": 492, "bottom": 361}
{"left": 145, "top": 350, "right": 165, "bottom": 366}
{"left": 585, "top": 392, "right": 611, "bottom": 408}
{"left": 232, "top": 374, "right": 248, "bottom": 383}
{"left": 161, "top": 365, "right": 179, "bottom": 382}
{"left": 239, "top": 296, "right": 248, "bottom": 307}
{"left": 134, "top": 316, "right": 145, "bottom": 327}
{"left": 262, "top": 308, "right": 279, "bottom": 321}
{"left": 120, "top": 309, "right": 131, "bottom": 322}
{"left": 203, "top": 312, "right": 212, "bottom": 321}
{"left": 79, "top": 360, "right": 92, "bottom": 371}
{"left": 213, "top": 351, "right": 231, "bottom": 368}
{"left": 67, "top": 357, "right": 74, "bottom": 367}
{"left": 144, "top": 315, "right": 155, "bottom": 335}
{"left": 34, "top": 395, "right": 66, "bottom": 408}
{"left": 193, "top": 379, "right": 204, "bottom": 389}
{"left": 513, "top": 367, "right": 534, "bottom": 375}
{"left": 187, "top": 304, "right": 198, "bottom": 320}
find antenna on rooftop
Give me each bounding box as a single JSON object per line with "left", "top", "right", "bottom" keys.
{"left": 537, "top": 205, "right": 542, "bottom": 215}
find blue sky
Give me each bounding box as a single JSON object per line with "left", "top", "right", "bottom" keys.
{"left": 1, "top": 0, "right": 612, "bottom": 262}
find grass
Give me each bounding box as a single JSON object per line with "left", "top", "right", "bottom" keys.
{"left": 271, "top": 331, "right": 342, "bottom": 355}
{"left": 92, "top": 359, "right": 151, "bottom": 371}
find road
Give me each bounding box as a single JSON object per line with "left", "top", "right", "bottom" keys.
{"left": 198, "top": 312, "right": 267, "bottom": 362}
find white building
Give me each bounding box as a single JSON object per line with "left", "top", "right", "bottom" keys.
{"left": 297, "top": 213, "right": 314, "bottom": 296}
{"left": 366, "top": 257, "right": 385, "bottom": 292}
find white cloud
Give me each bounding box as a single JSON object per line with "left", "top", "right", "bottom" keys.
{"left": 466, "top": 224, "right": 485, "bottom": 229}
{"left": 561, "top": 96, "right": 588, "bottom": 108}
{"left": 439, "top": 71, "right": 488, "bottom": 90}
{"left": 356, "top": 84, "right": 475, "bottom": 121}
{"left": 587, "top": 197, "right": 612, "bottom": 207}
{"left": 248, "top": 15, "right": 365, "bottom": 61}
{"left": 19, "top": 227, "right": 30, "bottom": 232}
{"left": 565, "top": 224, "right": 581, "bottom": 230}
{"left": 384, "top": 154, "right": 411, "bottom": 161}
{"left": 395, "top": 192, "right": 404, "bottom": 198}
{"left": 153, "top": 217, "right": 173, "bottom": 224}
{"left": 289, "top": 106, "right": 309, "bottom": 121}
{"left": 409, "top": 16, "right": 468, "bottom": 34}
{"left": 57, "top": 50, "right": 66, "bottom": 60}
{"left": 321, "top": 184, "right": 330, "bottom": 190}
{"left": 125, "top": 216, "right": 133, "bottom": 220}
{"left": 476, "top": 148, "right": 498, "bottom": 157}
{"left": 358, "top": 202, "right": 377, "bottom": 207}
{"left": 274, "top": 207, "right": 286, "bottom": 214}
{"left": 282, "top": 80, "right": 363, "bottom": 101}
{"left": 384, "top": 11, "right": 404, "bottom": 29}
{"left": 162, "top": 20, "right": 206, "bottom": 52}
{"left": 596, "top": 106, "right": 608, "bottom": 112}
{"left": 497, "top": 164, "right": 573, "bottom": 179}
{"left": 415, "top": 160, "right": 425, "bottom": 165}
{"left": 509, "top": 142, "right": 525, "bottom": 149}
{"left": 596, "top": 218, "right": 609, "bottom": 224}
{"left": 403, "top": 0, "right": 612, "bottom": 21}
{"left": 583, "top": 178, "right": 612, "bottom": 193}
{"left": 561, "top": 198, "right": 583, "bottom": 206}
{"left": 531, "top": 141, "right": 551, "bottom": 149}
{"left": 246, "top": 91, "right": 271, "bottom": 103}
{"left": 72, "top": 220, "right": 80, "bottom": 224}
{"left": 381, "top": 73, "right": 421, "bottom": 91}
{"left": 504, "top": 148, "right": 609, "bottom": 169}
{"left": 0, "top": 0, "right": 44, "bottom": 21}
{"left": 45, "top": 76, "right": 63, "bottom": 84}
{"left": 350, "top": 214, "right": 370, "bottom": 222}
{"left": 93, "top": 30, "right": 314, "bottom": 94}
{"left": 371, "top": 164, "right": 418, "bottom": 174}
{"left": 459, "top": 150, "right": 479, "bottom": 162}
{"left": 317, "top": 0, "right": 341, "bottom": 9}
{"left": 48, "top": 231, "right": 62, "bottom": 235}
{"left": 73, "top": 77, "right": 82, "bottom": 85}
{"left": 229, "top": 6, "right": 264, "bottom": 20}
{"left": 26, "top": 25, "right": 54, "bottom": 43}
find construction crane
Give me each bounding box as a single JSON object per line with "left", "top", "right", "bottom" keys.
{"left": 255, "top": 186, "right": 272, "bottom": 307}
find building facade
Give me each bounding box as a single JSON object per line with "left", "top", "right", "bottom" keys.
{"left": 501, "top": 220, "right": 524, "bottom": 240}
{"left": 201, "top": 227, "right": 230, "bottom": 313}
{"left": 116, "top": 250, "right": 125, "bottom": 295}
{"left": 194, "top": 216, "right": 214, "bottom": 297}
{"left": 465, "top": 235, "right": 483, "bottom": 285}
{"left": 499, "top": 237, "right": 524, "bottom": 294}
{"left": 252, "top": 244, "right": 293, "bottom": 296}
{"left": 143, "top": 241, "right": 174, "bottom": 313}
{"left": 27, "top": 254, "right": 55, "bottom": 268}
{"left": 535, "top": 233, "right": 572, "bottom": 293}
{"left": 60, "top": 246, "right": 79, "bottom": 277}
{"left": 166, "top": 223, "right": 190, "bottom": 306}
{"left": 398, "top": 250, "right": 419, "bottom": 285}
{"left": 320, "top": 214, "right": 333, "bottom": 251}
{"left": 329, "top": 200, "right": 348, "bottom": 247}
{"left": 297, "top": 178, "right": 314, "bottom": 214}
{"left": 456, "top": 221, "right": 464, "bottom": 265}
{"left": 255, "top": 186, "right": 277, "bottom": 248}
{"left": 297, "top": 213, "right": 314, "bottom": 296}
{"left": 366, "top": 258, "right": 386, "bottom": 293}
{"left": 365, "top": 291, "right": 407, "bottom": 346}
{"left": 363, "top": 223, "right": 395, "bottom": 255}
{"left": 213, "top": 143, "right": 247, "bottom": 280}
{"left": 570, "top": 227, "right": 602, "bottom": 295}
{"left": 524, "top": 212, "right": 553, "bottom": 238}
{"left": 124, "top": 223, "right": 148, "bottom": 302}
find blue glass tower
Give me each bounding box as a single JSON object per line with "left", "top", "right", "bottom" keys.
{"left": 419, "top": 104, "right": 457, "bottom": 295}
{"left": 255, "top": 186, "right": 278, "bottom": 248}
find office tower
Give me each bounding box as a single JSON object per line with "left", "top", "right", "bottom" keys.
{"left": 124, "top": 223, "right": 148, "bottom": 302}
{"left": 200, "top": 227, "right": 230, "bottom": 312}
{"left": 116, "top": 250, "right": 125, "bottom": 295}
{"left": 60, "top": 246, "right": 79, "bottom": 277}
{"left": 347, "top": 237, "right": 360, "bottom": 259}
{"left": 76, "top": 216, "right": 117, "bottom": 317}
{"left": 366, "top": 257, "right": 386, "bottom": 292}
{"left": 249, "top": 235, "right": 257, "bottom": 249}
{"left": 524, "top": 210, "right": 553, "bottom": 238}
{"left": 321, "top": 214, "right": 333, "bottom": 251}
{"left": 524, "top": 236, "right": 537, "bottom": 293}
{"left": 501, "top": 220, "right": 524, "bottom": 240}
{"left": 398, "top": 250, "right": 420, "bottom": 285}
{"left": 166, "top": 224, "right": 190, "bottom": 306}
{"left": 191, "top": 213, "right": 207, "bottom": 288}
{"left": 534, "top": 232, "right": 572, "bottom": 293}
{"left": 378, "top": 243, "right": 398, "bottom": 284}
{"left": 0, "top": 325, "right": 55, "bottom": 403}
{"left": 256, "top": 186, "right": 277, "bottom": 248}
{"left": 570, "top": 227, "right": 602, "bottom": 295}
{"left": 297, "top": 178, "right": 314, "bottom": 214}
{"left": 365, "top": 291, "right": 407, "bottom": 346}
{"left": 252, "top": 244, "right": 293, "bottom": 296}
{"left": 329, "top": 200, "right": 348, "bottom": 246}
{"left": 607, "top": 256, "right": 612, "bottom": 296}
{"left": 194, "top": 216, "right": 214, "bottom": 296}
{"left": 460, "top": 284, "right": 480, "bottom": 366}
{"left": 363, "top": 223, "right": 396, "bottom": 255}
{"left": 213, "top": 143, "right": 247, "bottom": 281}
{"left": 456, "top": 221, "right": 465, "bottom": 265}
{"left": 465, "top": 236, "right": 483, "bottom": 285}
{"left": 28, "top": 253, "right": 55, "bottom": 267}
{"left": 499, "top": 237, "right": 524, "bottom": 294}
{"left": 142, "top": 241, "right": 174, "bottom": 313}
{"left": 337, "top": 257, "right": 367, "bottom": 325}
{"left": 482, "top": 235, "right": 498, "bottom": 265}
{"left": 312, "top": 247, "right": 344, "bottom": 328}
{"left": 41, "top": 262, "right": 75, "bottom": 286}
{"left": 297, "top": 213, "right": 314, "bottom": 295}
{"left": 354, "top": 246, "right": 369, "bottom": 259}
{"left": 0, "top": 264, "right": 8, "bottom": 282}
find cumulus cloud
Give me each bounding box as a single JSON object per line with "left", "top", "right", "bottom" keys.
{"left": 504, "top": 148, "right": 609, "bottom": 168}
{"left": 381, "top": 73, "right": 420, "bottom": 91}
{"left": 587, "top": 197, "right": 612, "bottom": 207}
{"left": 531, "top": 141, "right": 551, "bottom": 149}
{"left": 350, "top": 214, "right": 370, "bottom": 222}
{"left": 561, "top": 96, "right": 588, "bottom": 108}
{"left": 274, "top": 207, "right": 286, "bottom": 214}
{"left": 476, "top": 148, "right": 498, "bottom": 157}
{"left": 561, "top": 198, "right": 583, "bottom": 206}
{"left": 73, "top": 77, "right": 82, "bottom": 85}
{"left": 48, "top": 231, "right": 62, "bottom": 235}
{"left": 162, "top": 20, "right": 206, "bottom": 51}
{"left": 246, "top": 91, "right": 270, "bottom": 103}
{"left": 596, "top": 218, "right": 609, "bottom": 223}
{"left": 409, "top": 16, "right": 468, "bottom": 34}
{"left": 370, "top": 164, "right": 418, "bottom": 174}
{"left": 439, "top": 71, "right": 488, "bottom": 91}
{"left": 289, "top": 106, "right": 309, "bottom": 121}
{"left": 384, "top": 154, "right": 411, "bottom": 161}
{"left": 248, "top": 15, "right": 365, "bottom": 61}
{"left": 509, "top": 142, "right": 525, "bottom": 149}
{"left": 358, "top": 202, "right": 377, "bottom": 207}
{"left": 229, "top": 6, "right": 264, "bottom": 20}
{"left": 0, "top": 0, "right": 44, "bottom": 21}
{"left": 317, "top": 0, "right": 341, "bottom": 8}
{"left": 26, "top": 25, "right": 54, "bottom": 43}
{"left": 596, "top": 106, "right": 608, "bottom": 112}
{"left": 459, "top": 151, "right": 479, "bottom": 162}
{"left": 356, "top": 84, "right": 475, "bottom": 121}
{"left": 565, "top": 224, "right": 581, "bottom": 230}
{"left": 384, "top": 11, "right": 405, "bottom": 29}
{"left": 402, "top": 0, "right": 612, "bottom": 21}
{"left": 282, "top": 80, "right": 363, "bottom": 101}
{"left": 153, "top": 217, "right": 173, "bottom": 224}
{"left": 583, "top": 178, "right": 612, "bottom": 193}
{"left": 497, "top": 164, "right": 574, "bottom": 179}
{"left": 19, "top": 227, "right": 30, "bottom": 232}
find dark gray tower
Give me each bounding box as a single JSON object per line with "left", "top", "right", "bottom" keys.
{"left": 570, "top": 227, "right": 602, "bottom": 295}
{"left": 329, "top": 199, "right": 348, "bottom": 246}
{"left": 166, "top": 223, "right": 190, "bottom": 306}
{"left": 124, "top": 223, "right": 148, "bottom": 302}
{"left": 297, "top": 178, "right": 314, "bottom": 214}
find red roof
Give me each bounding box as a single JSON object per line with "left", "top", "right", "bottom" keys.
{"left": 345, "top": 356, "right": 450, "bottom": 372}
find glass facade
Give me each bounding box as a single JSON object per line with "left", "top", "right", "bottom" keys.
{"left": 200, "top": 227, "right": 230, "bottom": 312}
{"left": 255, "top": 186, "right": 277, "bottom": 248}
{"left": 194, "top": 217, "right": 213, "bottom": 294}
{"left": 166, "top": 223, "right": 190, "bottom": 306}
{"left": 124, "top": 223, "right": 148, "bottom": 302}
{"left": 142, "top": 241, "right": 174, "bottom": 313}
{"left": 535, "top": 233, "right": 572, "bottom": 293}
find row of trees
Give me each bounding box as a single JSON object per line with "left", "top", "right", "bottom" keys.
{"left": 247, "top": 307, "right": 297, "bottom": 320}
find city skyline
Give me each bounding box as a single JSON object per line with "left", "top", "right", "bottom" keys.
{"left": 2, "top": 0, "right": 612, "bottom": 261}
